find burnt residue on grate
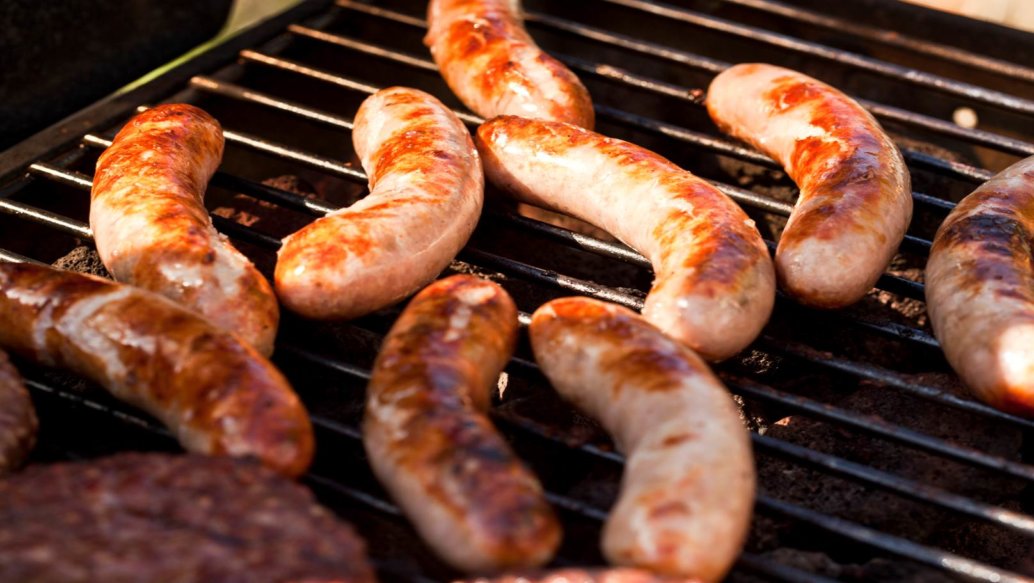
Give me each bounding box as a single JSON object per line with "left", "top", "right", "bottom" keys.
{"left": 2, "top": 0, "right": 1034, "bottom": 581}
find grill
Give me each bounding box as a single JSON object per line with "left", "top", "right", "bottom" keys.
{"left": 2, "top": 0, "right": 1034, "bottom": 581}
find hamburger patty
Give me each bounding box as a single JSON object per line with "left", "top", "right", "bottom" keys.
{"left": 0, "top": 452, "right": 376, "bottom": 583}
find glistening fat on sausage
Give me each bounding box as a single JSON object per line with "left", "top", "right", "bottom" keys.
{"left": 476, "top": 116, "right": 775, "bottom": 361}
{"left": 364, "top": 275, "right": 561, "bottom": 573}
{"left": 530, "top": 297, "right": 755, "bottom": 581}
{"left": 707, "top": 63, "right": 912, "bottom": 308}
{"left": 0, "top": 263, "right": 314, "bottom": 478}
{"left": 426, "top": 0, "right": 594, "bottom": 128}
{"left": 926, "top": 155, "right": 1034, "bottom": 416}
{"left": 91, "top": 104, "right": 279, "bottom": 356}
{"left": 276, "top": 87, "right": 484, "bottom": 320}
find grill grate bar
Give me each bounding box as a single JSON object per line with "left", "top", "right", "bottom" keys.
{"left": 0, "top": 248, "right": 45, "bottom": 265}
{"left": 281, "top": 339, "right": 1034, "bottom": 578}
{"left": 598, "top": 0, "right": 1034, "bottom": 117}
{"left": 755, "top": 494, "right": 1027, "bottom": 583}
{"left": 337, "top": 0, "right": 1034, "bottom": 160}
{"left": 191, "top": 75, "right": 355, "bottom": 130}
{"left": 722, "top": 0, "right": 1034, "bottom": 84}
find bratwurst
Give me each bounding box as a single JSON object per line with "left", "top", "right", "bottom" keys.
{"left": 0, "top": 349, "right": 36, "bottom": 475}
{"left": 364, "top": 275, "right": 560, "bottom": 573}
{"left": 0, "top": 263, "right": 313, "bottom": 477}
{"left": 426, "top": 0, "right": 594, "bottom": 128}
{"left": 276, "top": 87, "right": 484, "bottom": 320}
{"left": 530, "top": 297, "right": 755, "bottom": 581}
{"left": 926, "top": 155, "right": 1034, "bottom": 416}
{"left": 477, "top": 116, "right": 774, "bottom": 361}
{"left": 707, "top": 63, "right": 912, "bottom": 308}
{"left": 91, "top": 104, "right": 279, "bottom": 355}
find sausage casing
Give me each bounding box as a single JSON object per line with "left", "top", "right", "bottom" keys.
{"left": 477, "top": 116, "right": 775, "bottom": 361}
{"left": 0, "top": 263, "right": 313, "bottom": 477}
{"left": 276, "top": 87, "right": 484, "bottom": 320}
{"left": 530, "top": 297, "right": 755, "bottom": 581}
{"left": 364, "top": 275, "right": 561, "bottom": 572}
{"left": 91, "top": 104, "right": 279, "bottom": 355}
{"left": 707, "top": 63, "right": 912, "bottom": 308}
{"left": 426, "top": 0, "right": 594, "bottom": 128}
{"left": 926, "top": 155, "right": 1034, "bottom": 415}
{"left": 0, "top": 349, "right": 36, "bottom": 475}
{"left": 458, "top": 568, "right": 698, "bottom": 583}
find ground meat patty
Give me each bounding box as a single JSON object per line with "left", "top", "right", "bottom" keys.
{"left": 0, "top": 349, "right": 35, "bottom": 475}
{"left": 0, "top": 452, "right": 376, "bottom": 583}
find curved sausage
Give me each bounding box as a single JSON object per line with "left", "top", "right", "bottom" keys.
{"left": 91, "top": 104, "right": 279, "bottom": 356}
{"left": 477, "top": 116, "right": 775, "bottom": 361}
{"left": 926, "top": 155, "right": 1034, "bottom": 416}
{"left": 276, "top": 87, "right": 484, "bottom": 320}
{"left": 426, "top": 0, "right": 594, "bottom": 128}
{"left": 459, "top": 568, "right": 697, "bottom": 583}
{"left": 0, "top": 263, "right": 314, "bottom": 477}
{"left": 706, "top": 63, "right": 912, "bottom": 308}
{"left": 529, "top": 297, "right": 755, "bottom": 581}
{"left": 0, "top": 349, "right": 36, "bottom": 475}
{"left": 364, "top": 275, "right": 560, "bottom": 572}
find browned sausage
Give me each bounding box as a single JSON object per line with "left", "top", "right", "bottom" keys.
{"left": 426, "top": 0, "right": 594, "bottom": 128}
{"left": 0, "top": 349, "right": 36, "bottom": 475}
{"left": 364, "top": 275, "right": 560, "bottom": 572}
{"left": 530, "top": 297, "right": 755, "bottom": 581}
{"left": 707, "top": 63, "right": 912, "bottom": 308}
{"left": 477, "top": 116, "right": 775, "bottom": 361}
{"left": 276, "top": 87, "right": 483, "bottom": 320}
{"left": 458, "top": 568, "right": 699, "bottom": 583}
{"left": 0, "top": 263, "right": 313, "bottom": 477}
{"left": 91, "top": 104, "right": 280, "bottom": 355}
{"left": 926, "top": 154, "right": 1034, "bottom": 415}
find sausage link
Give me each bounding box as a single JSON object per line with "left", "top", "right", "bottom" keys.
{"left": 91, "top": 104, "right": 279, "bottom": 355}
{"left": 707, "top": 63, "right": 912, "bottom": 308}
{"left": 276, "top": 87, "right": 484, "bottom": 320}
{"left": 364, "top": 275, "right": 560, "bottom": 573}
{"left": 458, "top": 568, "right": 697, "bottom": 583}
{"left": 477, "top": 116, "right": 775, "bottom": 361}
{"left": 0, "top": 349, "right": 36, "bottom": 475}
{"left": 0, "top": 263, "right": 313, "bottom": 477}
{"left": 530, "top": 298, "right": 755, "bottom": 581}
{"left": 926, "top": 155, "right": 1034, "bottom": 415}
{"left": 426, "top": 0, "right": 594, "bottom": 128}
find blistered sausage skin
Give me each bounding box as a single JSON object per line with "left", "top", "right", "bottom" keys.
{"left": 426, "top": 0, "right": 594, "bottom": 128}
{"left": 707, "top": 63, "right": 912, "bottom": 308}
{"left": 91, "top": 104, "right": 279, "bottom": 356}
{"left": 926, "top": 155, "right": 1034, "bottom": 416}
{"left": 530, "top": 298, "right": 755, "bottom": 581}
{"left": 0, "top": 349, "right": 36, "bottom": 475}
{"left": 477, "top": 116, "right": 775, "bottom": 361}
{"left": 459, "top": 568, "right": 698, "bottom": 583}
{"left": 0, "top": 263, "right": 314, "bottom": 478}
{"left": 364, "top": 275, "right": 560, "bottom": 573}
{"left": 276, "top": 87, "right": 484, "bottom": 320}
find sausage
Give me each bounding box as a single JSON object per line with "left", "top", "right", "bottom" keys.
{"left": 0, "top": 263, "right": 314, "bottom": 477}
{"left": 926, "top": 155, "right": 1034, "bottom": 415}
{"left": 426, "top": 0, "right": 594, "bottom": 128}
{"left": 529, "top": 297, "right": 755, "bottom": 581}
{"left": 363, "top": 275, "right": 560, "bottom": 572}
{"left": 706, "top": 63, "right": 912, "bottom": 308}
{"left": 477, "top": 116, "right": 775, "bottom": 361}
{"left": 91, "top": 104, "right": 279, "bottom": 356}
{"left": 276, "top": 87, "right": 484, "bottom": 320}
{"left": 0, "top": 349, "right": 36, "bottom": 475}
{"left": 458, "top": 568, "right": 698, "bottom": 583}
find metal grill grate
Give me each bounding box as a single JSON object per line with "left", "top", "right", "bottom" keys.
{"left": 2, "top": 1, "right": 1034, "bottom": 581}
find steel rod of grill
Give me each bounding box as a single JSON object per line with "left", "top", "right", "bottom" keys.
{"left": 722, "top": 0, "right": 1034, "bottom": 84}
{"left": 337, "top": 0, "right": 1034, "bottom": 159}
{"left": 14, "top": 166, "right": 1029, "bottom": 488}
{"left": 296, "top": 11, "right": 993, "bottom": 195}
{"left": 596, "top": 0, "right": 1034, "bottom": 118}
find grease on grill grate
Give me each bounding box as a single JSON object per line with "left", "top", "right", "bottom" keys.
{"left": 1, "top": 0, "right": 1034, "bottom": 581}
